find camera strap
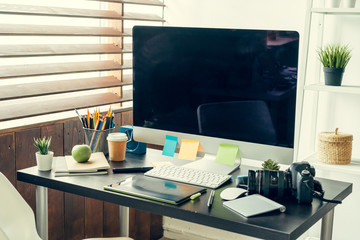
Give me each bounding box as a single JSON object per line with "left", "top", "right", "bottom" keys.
{"left": 304, "top": 181, "right": 342, "bottom": 204}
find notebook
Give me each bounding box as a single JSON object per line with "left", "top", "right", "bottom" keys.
{"left": 54, "top": 152, "right": 110, "bottom": 177}
{"left": 104, "top": 175, "right": 206, "bottom": 205}
{"left": 223, "top": 194, "right": 286, "bottom": 218}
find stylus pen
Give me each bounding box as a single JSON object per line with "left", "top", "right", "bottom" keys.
{"left": 112, "top": 167, "right": 153, "bottom": 173}
{"left": 207, "top": 190, "right": 215, "bottom": 208}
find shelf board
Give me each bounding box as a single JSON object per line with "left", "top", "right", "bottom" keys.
{"left": 312, "top": 8, "right": 360, "bottom": 15}
{"left": 303, "top": 153, "right": 360, "bottom": 175}
{"left": 304, "top": 83, "right": 360, "bottom": 94}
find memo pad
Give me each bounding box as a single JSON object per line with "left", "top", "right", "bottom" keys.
{"left": 215, "top": 143, "right": 240, "bottom": 166}
{"left": 162, "top": 135, "right": 178, "bottom": 157}
{"left": 178, "top": 139, "right": 200, "bottom": 160}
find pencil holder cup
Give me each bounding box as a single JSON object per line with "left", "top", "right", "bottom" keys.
{"left": 84, "top": 127, "right": 114, "bottom": 156}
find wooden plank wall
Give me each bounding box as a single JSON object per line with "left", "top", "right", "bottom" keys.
{"left": 0, "top": 111, "right": 163, "bottom": 240}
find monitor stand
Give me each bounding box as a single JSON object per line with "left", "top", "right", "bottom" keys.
{"left": 182, "top": 153, "right": 241, "bottom": 175}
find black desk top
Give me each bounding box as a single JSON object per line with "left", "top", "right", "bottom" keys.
{"left": 17, "top": 149, "right": 352, "bottom": 240}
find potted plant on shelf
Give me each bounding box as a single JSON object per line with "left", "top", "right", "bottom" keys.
{"left": 34, "top": 136, "right": 53, "bottom": 171}
{"left": 317, "top": 43, "right": 352, "bottom": 86}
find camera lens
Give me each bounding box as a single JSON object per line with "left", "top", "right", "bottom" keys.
{"left": 301, "top": 169, "right": 310, "bottom": 177}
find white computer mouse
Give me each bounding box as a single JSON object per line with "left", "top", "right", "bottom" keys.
{"left": 220, "top": 187, "right": 247, "bottom": 201}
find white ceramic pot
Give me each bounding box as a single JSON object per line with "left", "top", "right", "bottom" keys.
{"left": 325, "top": 0, "right": 341, "bottom": 7}
{"left": 36, "top": 151, "right": 54, "bottom": 171}
{"left": 342, "top": 0, "right": 357, "bottom": 8}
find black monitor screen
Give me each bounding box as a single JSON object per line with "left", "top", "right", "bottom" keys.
{"left": 133, "top": 26, "right": 299, "bottom": 148}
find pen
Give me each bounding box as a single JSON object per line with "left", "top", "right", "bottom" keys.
{"left": 190, "top": 192, "right": 202, "bottom": 200}
{"left": 207, "top": 190, "right": 215, "bottom": 208}
{"left": 112, "top": 167, "right": 153, "bottom": 173}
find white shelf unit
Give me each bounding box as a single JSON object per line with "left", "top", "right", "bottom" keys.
{"left": 304, "top": 84, "right": 360, "bottom": 94}
{"left": 312, "top": 8, "right": 360, "bottom": 14}
{"left": 303, "top": 153, "right": 360, "bottom": 175}
{"left": 297, "top": 0, "right": 360, "bottom": 165}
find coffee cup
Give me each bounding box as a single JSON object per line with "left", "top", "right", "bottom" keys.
{"left": 107, "top": 133, "right": 128, "bottom": 161}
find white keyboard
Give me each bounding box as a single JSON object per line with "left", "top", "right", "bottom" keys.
{"left": 144, "top": 164, "right": 231, "bottom": 189}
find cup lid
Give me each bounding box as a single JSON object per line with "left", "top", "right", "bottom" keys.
{"left": 107, "top": 133, "right": 127, "bottom": 141}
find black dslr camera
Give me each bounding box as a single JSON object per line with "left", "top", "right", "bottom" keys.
{"left": 246, "top": 161, "right": 322, "bottom": 204}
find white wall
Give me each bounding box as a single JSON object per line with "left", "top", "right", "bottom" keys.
{"left": 165, "top": 0, "right": 307, "bottom": 30}
{"left": 162, "top": 0, "right": 360, "bottom": 239}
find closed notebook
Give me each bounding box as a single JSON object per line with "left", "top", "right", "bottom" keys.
{"left": 54, "top": 152, "right": 110, "bottom": 176}
{"left": 223, "top": 194, "right": 286, "bottom": 218}
{"left": 104, "top": 175, "right": 206, "bottom": 205}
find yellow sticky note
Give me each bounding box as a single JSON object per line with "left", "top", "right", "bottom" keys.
{"left": 178, "top": 139, "right": 200, "bottom": 160}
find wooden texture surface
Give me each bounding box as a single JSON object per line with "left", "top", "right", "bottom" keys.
{"left": 0, "top": 43, "right": 131, "bottom": 58}
{"left": 0, "top": 133, "right": 15, "bottom": 184}
{"left": 0, "top": 3, "right": 163, "bottom": 22}
{"left": 0, "top": 24, "right": 132, "bottom": 37}
{"left": 15, "top": 128, "right": 40, "bottom": 213}
{"left": 0, "top": 112, "right": 162, "bottom": 239}
{"left": 0, "top": 76, "right": 132, "bottom": 101}
{"left": 64, "top": 120, "right": 86, "bottom": 240}
{"left": 0, "top": 60, "right": 132, "bottom": 79}
{"left": 1, "top": 91, "right": 132, "bottom": 122}
{"left": 42, "top": 124, "right": 65, "bottom": 240}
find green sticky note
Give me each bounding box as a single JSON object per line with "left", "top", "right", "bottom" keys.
{"left": 215, "top": 143, "right": 239, "bottom": 166}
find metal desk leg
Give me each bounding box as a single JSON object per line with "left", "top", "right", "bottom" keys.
{"left": 119, "top": 206, "right": 129, "bottom": 237}
{"left": 36, "top": 186, "right": 48, "bottom": 240}
{"left": 321, "top": 208, "right": 334, "bottom": 240}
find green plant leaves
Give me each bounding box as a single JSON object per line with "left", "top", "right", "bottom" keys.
{"left": 261, "top": 159, "right": 280, "bottom": 171}
{"left": 34, "top": 136, "right": 52, "bottom": 155}
{"left": 317, "top": 43, "right": 352, "bottom": 68}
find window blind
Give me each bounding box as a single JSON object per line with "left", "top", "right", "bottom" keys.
{"left": 0, "top": 0, "right": 165, "bottom": 123}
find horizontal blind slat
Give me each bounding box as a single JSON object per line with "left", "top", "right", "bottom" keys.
{"left": 0, "top": 4, "right": 164, "bottom": 22}
{"left": 0, "top": 60, "right": 132, "bottom": 79}
{"left": 0, "top": 76, "right": 133, "bottom": 101}
{"left": 0, "top": 44, "right": 132, "bottom": 57}
{"left": 0, "top": 24, "right": 132, "bottom": 37}
{"left": 0, "top": 91, "right": 132, "bottom": 122}
{"left": 88, "top": 0, "right": 165, "bottom": 6}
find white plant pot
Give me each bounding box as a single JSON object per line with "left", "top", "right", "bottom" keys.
{"left": 342, "top": 0, "right": 357, "bottom": 8}
{"left": 36, "top": 151, "right": 54, "bottom": 171}
{"left": 325, "top": 0, "right": 341, "bottom": 7}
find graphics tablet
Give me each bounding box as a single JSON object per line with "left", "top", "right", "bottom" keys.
{"left": 104, "top": 175, "right": 206, "bottom": 205}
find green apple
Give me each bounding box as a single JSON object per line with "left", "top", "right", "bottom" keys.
{"left": 72, "top": 144, "right": 91, "bottom": 163}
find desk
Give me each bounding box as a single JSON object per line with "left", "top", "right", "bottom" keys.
{"left": 17, "top": 149, "right": 352, "bottom": 240}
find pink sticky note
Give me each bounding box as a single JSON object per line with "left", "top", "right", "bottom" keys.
{"left": 178, "top": 139, "right": 200, "bottom": 160}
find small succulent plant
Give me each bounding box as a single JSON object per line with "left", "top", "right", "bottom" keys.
{"left": 34, "top": 136, "right": 52, "bottom": 155}
{"left": 261, "top": 159, "right": 280, "bottom": 171}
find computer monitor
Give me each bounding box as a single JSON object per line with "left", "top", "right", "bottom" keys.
{"left": 132, "top": 26, "right": 299, "bottom": 164}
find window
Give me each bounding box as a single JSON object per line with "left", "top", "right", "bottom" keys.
{"left": 0, "top": 0, "right": 165, "bottom": 129}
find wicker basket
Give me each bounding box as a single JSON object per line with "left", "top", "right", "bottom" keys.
{"left": 318, "top": 128, "right": 353, "bottom": 165}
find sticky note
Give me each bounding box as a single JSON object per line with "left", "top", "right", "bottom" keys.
{"left": 178, "top": 139, "right": 200, "bottom": 160}
{"left": 162, "top": 135, "right": 178, "bottom": 157}
{"left": 151, "top": 161, "right": 173, "bottom": 167}
{"left": 215, "top": 143, "right": 239, "bottom": 166}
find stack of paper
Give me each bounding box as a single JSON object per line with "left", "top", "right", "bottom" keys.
{"left": 54, "top": 152, "right": 110, "bottom": 177}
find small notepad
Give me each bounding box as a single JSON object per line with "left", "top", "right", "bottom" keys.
{"left": 178, "top": 139, "right": 200, "bottom": 160}
{"left": 162, "top": 135, "right": 178, "bottom": 157}
{"left": 55, "top": 152, "right": 110, "bottom": 173}
{"left": 215, "top": 143, "right": 239, "bottom": 166}
{"left": 223, "top": 194, "right": 286, "bottom": 218}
